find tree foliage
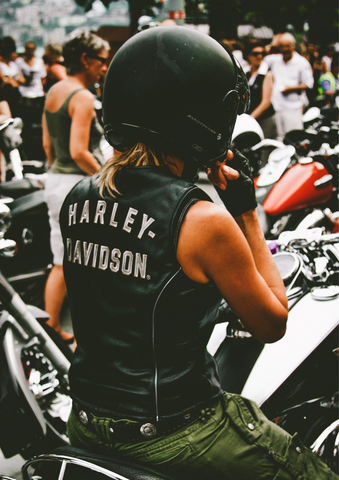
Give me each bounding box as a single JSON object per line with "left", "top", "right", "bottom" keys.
{"left": 74, "top": 0, "right": 338, "bottom": 44}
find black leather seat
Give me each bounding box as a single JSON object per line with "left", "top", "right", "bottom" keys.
{"left": 26, "top": 445, "right": 195, "bottom": 480}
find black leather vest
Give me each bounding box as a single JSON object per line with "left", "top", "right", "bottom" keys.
{"left": 60, "top": 166, "right": 223, "bottom": 422}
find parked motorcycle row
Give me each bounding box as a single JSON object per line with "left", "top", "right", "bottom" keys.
{"left": 0, "top": 97, "right": 338, "bottom": 478}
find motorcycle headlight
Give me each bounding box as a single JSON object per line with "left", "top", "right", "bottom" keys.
{"left": 0, "top": 202, "right": 12, "bottom": 238}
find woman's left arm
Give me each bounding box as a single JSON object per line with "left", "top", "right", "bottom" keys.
{"left": 69, "top": 90, "right": 101, "bottom": 176}
{"left": 251, "top": 71, "right": 273, "bottom": 119}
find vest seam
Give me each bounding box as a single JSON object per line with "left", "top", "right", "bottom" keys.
{"left": 152, "top": 268, "right": 182, "bottom": 421}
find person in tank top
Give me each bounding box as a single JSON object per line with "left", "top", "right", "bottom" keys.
{"left": 42, "top": 27, "right": 109, "bottom": 343}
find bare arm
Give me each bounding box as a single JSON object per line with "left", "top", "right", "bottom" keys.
{"left": 68, "top": 90, "right": 101, "bottom": 175}
{"left": 281, "top": 82, "right": 309, "bottom": 95}
{"left": 177, "top": 158, "right": 288, "bottom": 344}
{"left": 42, "top": 112, "right": 55, "bottom": 166}
{"left": 0, "top": 101, "right": 11, "bottom": 123}
{"left": 251, "top": 71, "right": 274, "bottom": 119}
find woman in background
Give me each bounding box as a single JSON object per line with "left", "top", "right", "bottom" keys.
{"left": 42, "top": 28, "right": 109, "bottom": 342}
{"left": 245, "top": 42, "right": 277, "bottom": 141}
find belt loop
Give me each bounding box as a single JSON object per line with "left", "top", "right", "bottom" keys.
{"left": 92, "top": 416, "right": 112, "bottom": 444}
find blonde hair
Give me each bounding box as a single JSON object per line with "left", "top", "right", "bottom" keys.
{"left": 97, "top": 142, "right": 166, "bottom": 198}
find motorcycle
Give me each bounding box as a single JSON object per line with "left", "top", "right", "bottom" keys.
{"left": 209, "top": 227, "right": 339, "bottom": 473}
{"left": 1, "top": 229, "right": 338, "bottom": 479}
{"left": 0, "top": 118, "right": 46, "bottom": 183}
{"left": 0, "top": 203, "right": 72, "bottom": 466}
{"left": 253, "top": 125, "right": 339, "bottom": 239}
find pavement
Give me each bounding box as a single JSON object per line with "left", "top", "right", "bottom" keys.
{"left": 0, "top": 174, "right": 221, "bottom": 478}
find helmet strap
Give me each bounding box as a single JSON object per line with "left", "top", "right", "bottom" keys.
{"left": 181, "top": 159, "right": 200, "bottom": 183}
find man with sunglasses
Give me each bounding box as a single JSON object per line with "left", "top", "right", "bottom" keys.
{"left": 265, "top": 32, "right": 313, "bottom": 141}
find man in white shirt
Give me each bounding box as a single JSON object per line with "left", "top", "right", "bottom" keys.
{"left": 265, "top": 33, "right": 314, "bottom": 141}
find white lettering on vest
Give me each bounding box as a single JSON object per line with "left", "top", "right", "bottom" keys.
{"left": 92, "top": 244, "right": 99, "bottom": 268}
{"left": 138, "top": 214, "right": 155, "bottom": 239}
{"left": 69, "top": 203, "right": 77, "bottom": 226}
{"left": 83, "top": 242, "right": 93, "bottom": 266}
{"left": 73, "top": 240, "right": 82, "bottom": 264}
{"left": 66, "top": 239, "right": 149, "bottom": 279}
{"left": 94, "top": 200, "right": 107, "bottom": 224}
{"left": 110, "top": 248, "right": 121, "bottom": 272}
{"left": 99, "top": 246, "right": 110, "bottom": 270}
{"left": 121, "top": 251, "right": 133, "bottom": 275}
{"left": 79, "top": 200, "right": 90, "bottom": 223}
{"left": 67, "top": 238, "right": 72, "bottom": 261}
{"left": 123, "top": 208, "right": 138, "bottom": 233}
{"left": 134, "top": 253, "right": 147, "bottom": 279}
{"left": 109, "top": 202, "right": 119, "bottom": 227}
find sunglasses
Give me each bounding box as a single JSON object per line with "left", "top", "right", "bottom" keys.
{"left": 89, "top": 54, "right": 108, "bottom": 65}
{"left": 251, "top": 51, "right": 264, "bottom": 57}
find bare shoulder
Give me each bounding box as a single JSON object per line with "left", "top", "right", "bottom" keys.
{"left": 183, "top": 200, "right": 236, "bottom": 240}
{"left": 177, "top": 200, "right": 242, "bottom": 284}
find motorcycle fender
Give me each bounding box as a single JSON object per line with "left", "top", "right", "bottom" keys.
{"left": 241, "top": 292, "right": 339, "bottom": 408}
{"left": 262, "top": 162, "right": 333, "bottom": 216}
{"left": 1, "top": 313, "right": 46, "bottom": 430}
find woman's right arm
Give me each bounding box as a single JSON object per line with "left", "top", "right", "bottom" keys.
{"left": 0, "top": 100, "right": 11, "bottom": 123}
{"left": 42, "top": 112, "right": 55, "bottom": 166}
{"left": 68, "top": 90, "right": 101, "bottom": 175}
{"left": 251, "top": 71, "right": 274, "bottom": 120}
{"left": 177, "top": 154, "right": 288, "bottom": 344}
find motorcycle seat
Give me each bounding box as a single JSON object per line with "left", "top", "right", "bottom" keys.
{"left": 0, "top": 177, "right": 39, "bottom": 199}
{"left": 28, "top": 445, "right": 192, "bottom": 480}
{"left": 8, "top": 190, "right": 47, "bottom": 217}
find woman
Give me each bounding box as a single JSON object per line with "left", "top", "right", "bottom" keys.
{"left": 42, "top": 28, "right": 109, "bottom": 343}
{"left": 16, "top": 40, "right": 46, "bottom": 125}
{"left": 60, "top": 27, "right": 334, "bottom": 479}
{"left": 0, "top": 36, "right": 25, "bottom": 117}
{"left": 42, "top": 41, "right": 67, "bottom": 93}
{"left": 245, "top": 42, "right": 277, "bottom": 141}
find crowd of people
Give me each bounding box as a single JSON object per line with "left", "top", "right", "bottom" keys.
{"left": 225, "top": 33, "right": 338, "bottom": 142}
{"left": 0, "top": 25, "right": 337, "bottom": 344}
{"left": 0, "top": 23, "right": 338, "bottom": 480}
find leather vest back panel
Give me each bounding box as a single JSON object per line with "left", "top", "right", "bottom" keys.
{"left": 60, "top": 166, "right": 223, "bottom": 421}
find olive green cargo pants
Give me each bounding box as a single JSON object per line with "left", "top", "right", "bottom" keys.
{"left": 67, "top": 392, "right": 337, "bottom": 479}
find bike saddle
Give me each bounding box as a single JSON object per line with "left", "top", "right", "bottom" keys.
{"left": 23, "top": 445, "right": 193, "bottom": 480}
{"left": 0, "top": 177, "right": 39, "bottom": 199}
{"left": 8, "top": 190, "right": 47, "bottom": 217}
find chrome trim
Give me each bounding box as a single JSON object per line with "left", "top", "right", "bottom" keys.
{"left": 311, "top": 419, "right": 339, "bottom": 453}
{"left": 23, "top": 454, "right": 131, "bottom": 480}
{"left": 2, "top": 318, "right": 47, "bottom": 435}
{"left": 8, "top": 266, "right": 51, "bottom": 284}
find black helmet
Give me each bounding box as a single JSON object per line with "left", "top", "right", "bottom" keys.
{"left": 103, "top": 26, "right": 250, "bottom": 169}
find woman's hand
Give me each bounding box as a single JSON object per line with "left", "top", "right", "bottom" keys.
{"left": 206, "top": 150, "right": 240, "bottom": 190}
{"left": 208, "top": 149, "right": 257, "bottom": 218}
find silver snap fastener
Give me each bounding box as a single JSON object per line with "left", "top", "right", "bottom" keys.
{"left": 184, "top": 413, "right": 191, "bottom": 420}
{"left": 79, "top": 410, "right": 88, "bottom": 426}
{"left": 217, "top": 133, "right": 222, "bottom": 140}
{"left": 140, "top": 423, "right": 157, "bottom": 439}
{"left": 109, "top": 427, "right": 114, "bottom": 433}
{"left": 247, "top": 423, "right": 255, "bottom": 431}
{"left": 296, "top": 446, "right": 302, "bottom": 454}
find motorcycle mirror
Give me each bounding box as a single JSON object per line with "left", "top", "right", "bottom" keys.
{"left": 0, "top": 238, "right": 17, "bottom": 257}
{"left": 0, "top": 203, "right": 11, "bottom": 238}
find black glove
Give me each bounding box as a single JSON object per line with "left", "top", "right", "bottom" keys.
{"left": 215, "top": 149, "right": 257, "bottom": 217}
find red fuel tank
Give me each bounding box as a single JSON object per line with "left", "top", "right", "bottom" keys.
{"left": 262, "top": 162, "right": 333, "bottom": 216}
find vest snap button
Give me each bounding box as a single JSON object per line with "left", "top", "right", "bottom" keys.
{"left": 79, "top": 410, "right": 88, "bottom": 426}
{"left": 247, "top": 423, "right": 255, "bottom": 431}
{"left": 140, "top": 423, "right": 157, "bottom": 438}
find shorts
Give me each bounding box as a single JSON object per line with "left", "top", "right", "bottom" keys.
{"left": 45, "top": 173, "right": 85, "bottom": 265}
{"left": 67, "top": 392, "right": 337, "bottom": 479}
